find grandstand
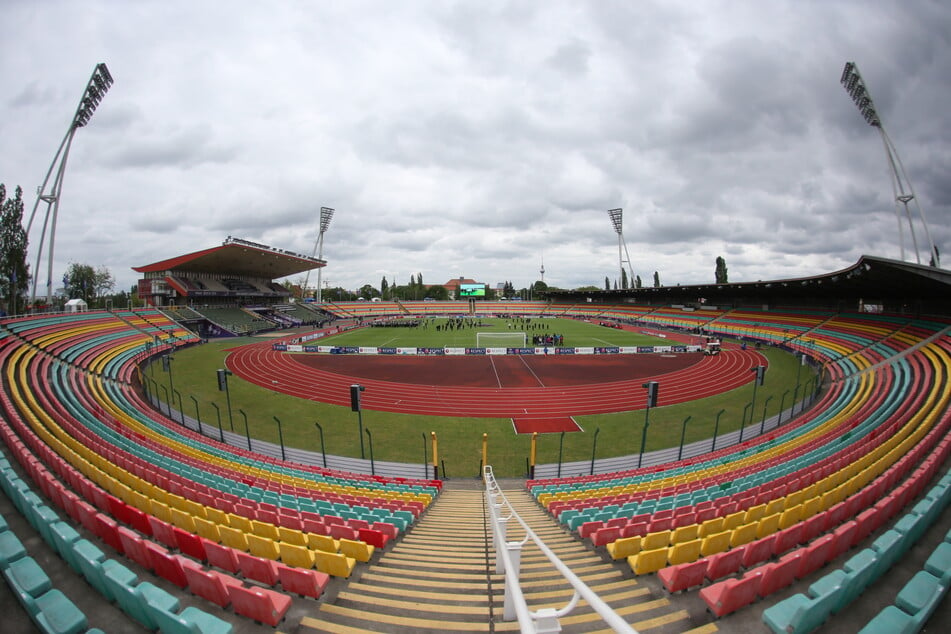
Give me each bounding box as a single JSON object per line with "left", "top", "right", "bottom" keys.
{"left": 0, "top": 254, "right": 949, "bottom": 632}
{"left": 133, "top": 236, "right": 331, "bottom": 337}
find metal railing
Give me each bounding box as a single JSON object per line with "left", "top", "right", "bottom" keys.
{"left": 484, "top": 465, "right": 636, "bottom": 633}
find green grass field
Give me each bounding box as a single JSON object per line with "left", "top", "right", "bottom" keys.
{"left": 156, "top": 318, "right": 817, "bottom": 478}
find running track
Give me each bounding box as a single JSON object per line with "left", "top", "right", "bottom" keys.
{"left": 227, "top": 343, "right": 767, "bottom": 418}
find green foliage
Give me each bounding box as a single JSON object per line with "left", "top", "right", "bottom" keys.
{"left": 0, "top": 184, "right": 29, "bottom": 314}
{"left": 716, "top": 256, "right": 729, "bottom": 283}
{"left": 653, "top": 271, "right": 661, "bottom": 288}
{"left": 64, "top": 262, "right": 114, "bottom": 305}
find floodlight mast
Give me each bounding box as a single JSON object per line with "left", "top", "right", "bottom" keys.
{"left": 607, "top": 208, "right": 635, "bottom": 288}
{"left": 840, "top": 62, "right": 940, "bottom": 268}
{"left": 303, "top": 207, "right": 334, "bottom": 302}
{"left": 26, "top": 63, "right": 114, "bottom": 308}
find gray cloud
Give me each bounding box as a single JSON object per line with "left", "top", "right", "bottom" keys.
{"left": 1, "top": 0, "right": 949, "bottom": 295}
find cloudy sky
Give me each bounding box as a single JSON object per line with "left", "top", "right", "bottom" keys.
{"left": 2, "top": 1, "right": 949, "bottom": 296}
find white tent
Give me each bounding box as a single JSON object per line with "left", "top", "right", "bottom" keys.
{"left": 65, "top": 298, "right": 88, "bottom": 313}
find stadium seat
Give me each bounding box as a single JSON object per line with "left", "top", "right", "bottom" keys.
{"left": 277, "top": 562, "right": 330, "bottom": 599}
{"left": 236, "top": 551, "right": 279, "bottom": 585}
{"left": 228, "top": 584, "right": 292, "bottom": 627}
{"left": 700, "top": 573, "right": 762, "bottom": 618}
{"left": 204, "top": 539, "right": 240, "bottom": 574}
{"left": 658, "top": 559, "right": 707, "bottom": 593}
{"left": 182, "top": 564, "right": 243, "bottom": 608}
{"left": 314, "top": 550, "right": 356, "bottom": 578}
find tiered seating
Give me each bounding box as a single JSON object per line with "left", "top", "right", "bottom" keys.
{"left": 0, "top": 310, "right": 438, "bottom": 628}
{"left": 528, "top": 310, "right": 951, "bottom": 625}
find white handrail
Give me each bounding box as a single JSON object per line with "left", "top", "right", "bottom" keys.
{"left": 484, "top": 465, "right": 637, "bottom": 633}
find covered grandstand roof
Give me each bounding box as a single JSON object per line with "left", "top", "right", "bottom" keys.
{"left": 132, "top": 237, "right": 324, "bottom": 280}
{"left": 548, "top": 255, "right": 951, "bottom": 314}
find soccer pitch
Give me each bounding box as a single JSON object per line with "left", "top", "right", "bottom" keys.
{"left": 322, "top": 317, "right": 677, "bottom": 349}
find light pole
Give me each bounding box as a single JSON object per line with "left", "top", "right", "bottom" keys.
{"left": 273, "top": 416, "right": 285, "bottom": 461}
{"left": 607, "top": 209, "right": 635, "bottom": 289}
{"left": 216, "top": 369, "right": 235, "bottom": 431}
{"left": 303, "top": 206, "right": 335, "bottom": 301}
{"left": 760, "top": 395, "right": 774, "bottom": 435}
{"left": 590, "top": 427, "right": 600, "bottom": 476}
{"left": 712, "top": 408, "right": 726, "bottom": 451}
{"left": 840, "top": 62, "right": 939, "bottom": 267}
{"left": 238, "top": 408, "right": 251, "bottom": 451}
{"left": 678, "top": 415, "right": 692, "bottom": 461}
{"left": 350, "top": 384, "right": 366, "bottom": 459}
{"left": 314, "top": 422, "right": 327, "bottom": 468}
{"left": 639, "top": 382, "right": 658, "bottom": 468}
{"left": 27, "top": 63, "right": 113, "bottom": 307}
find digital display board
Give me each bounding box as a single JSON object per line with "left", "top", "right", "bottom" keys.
{"left": 459, "top": 283, "right": 486, "bottom": 297}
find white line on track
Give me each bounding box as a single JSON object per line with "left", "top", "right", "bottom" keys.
{"left": 518, "top": 355, "right": 546, "bottom": 387}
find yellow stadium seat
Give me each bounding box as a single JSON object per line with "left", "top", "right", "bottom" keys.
{"left": 219, "top": 525, "right": 250, "bottom": 552}
{"left": 205, "top": 507, "right": 228, "bottom": 525}
{"left": 339, "top": 538, "right": 375, "bottom": 563}
{"left": 801, "top": 497, "right": 822, "bottom": 520}
{"left": 606, "top": 536, "right": 641, "bottom": 560}
{"left": 667, "top": 538, "right": 702, "bottom": 566}
{"left": 642, "top": 530, "right": 671, "bottom": 551}
{"left": 251, "top": 520, "right": 280, "bottom": 541}
{"left": 699, "top": 517, "right": 725, "bottom": 538}
{"left": 701, "top": 531, "right": 731, "bottom": 557}
{"left": 744, "top": 504, "right": 767, "bottom": 524}
{"left": 723, "top": 511, "right": 746, "bottom": 531}
{"left": 226, "top": 514, "right": 252, "bottom": 533}
{"left": 779, "top": 505, "right": 802, "bottom": 530}
{"left": 170, "top": 507, "right": 197, "bottom": 533}
{"left": 307, "top": 533, "right": 340, "bottom": 554}
{"left": 247, "top": 534, "right": 281, "bottom": 561}
{"left": 279, "top": 542, "right": 316, "bottom": 569}
{"left": 278, "top": 527, "right": 307, "bottom": 546}
{"left": 730, "top": 522, "right": 758, "bottom": 548}
{"left": 671, "top": 524, "right": 699, "bottom": 544}
{"left": 314, "top": 550, "right": 356, "bottom": 578}
{"left": 628, "top": 547, "right": 668, "bottom": 575}
{"left": 765, "top": 498, "right": 785, "bottom": 516}
{"left": 184, "top": 499, "right": 206, "bottom": 520}
{"left": 193, "top": 517, "right": 221, "bottom": 543}
{"left": 150, "top": 500, "right": 172, "bottom": 523}
{"left": 757, "top": 513, "right": 782, "bottom": 539}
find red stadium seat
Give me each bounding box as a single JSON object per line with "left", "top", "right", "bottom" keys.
{"left": 705, "top": 546, "right": 746, "bottom": 582}
{"left": 228, "top": 584, "right": 292, "bottom": 627}
{"left": 658, "top": 559, "right": 708, "bottom": 593}
{"left": 700, "top": 573, "right": 762, "bottom": 617}
{"left": 276, "top": 563, "right": 330, "bottom": 599}
{"left": 204, "top": 539, "right": 240, "bottom": 574}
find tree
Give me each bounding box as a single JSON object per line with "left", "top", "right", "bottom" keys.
{"left": 358, "top": 284, "right": 379, "bottom": 300}
{"left": 715, "top": 256, "right": 729, "bottom": 284}
{"left": 64, "top": 263, "right": 114, "bottom": 306}
{"left": 0, "top": 184, "right": 29, "bottom": 314}
{"left": 635, "top": 275, "right": 643, "bottom": 289}
{"left": 380, "top": 276, "right": 389, "bottom": 298}
{"left": 653, "top": 271, "right": 661, "bottom": 288}
{"left": 604, "top": 276, "right": 610, "bottom": 291}
{"left": 621, "top": 268, "right": 629, "bottom": 290}
{"left": 929, "top": 246, "right": 940, "bottom": 268}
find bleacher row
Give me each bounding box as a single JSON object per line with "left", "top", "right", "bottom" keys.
{"left": 525, "top": 311, "right": 951, "bottom": 630}
{"left": 0, "top": 308, "right": 439, "bottom": 630}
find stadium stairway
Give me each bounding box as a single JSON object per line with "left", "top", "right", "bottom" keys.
{"left": 296, "top": 480, "right": 708, "bottom": 634}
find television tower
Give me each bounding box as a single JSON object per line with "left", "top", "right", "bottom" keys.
{"left": 540, "top": 254, "right": 545, "bottom": 283}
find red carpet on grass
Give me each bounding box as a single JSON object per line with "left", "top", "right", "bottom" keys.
{"left": 512, "top": 417, "right": 582, "bottom": 434}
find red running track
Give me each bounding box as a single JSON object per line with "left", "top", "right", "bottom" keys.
{"left": 227, "top": 343, "right": 767, "bottom": 418}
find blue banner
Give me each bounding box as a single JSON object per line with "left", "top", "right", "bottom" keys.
{"left": 378, "top": 347, "right": 398, "bottom": 355}
{"left": 596, "top": 346, "right": 621, "bottom": 354}
{"left": 508, "top": 347, "right": 535, "bottom": 355}
{"left": 466, "top": 347, "right": 487, "bottom": 355}
{"left": 330, "top": 346, "right": 360, "bottom": 354}
{"left": 303, "top": 346, "right": 320, "bottom": 353}
{"left": 272, "top": 344, "right": 287, "bottom": 351}
{"left": 554, "top": 347, "right": 576, "bottom": 354}
{"left": 673, "top": 345, "right": 688, "bottom": 353}
{"left": 637, "top": 346, "right": 655, "bottom": 353}
{"left": 417, "top": 347, "right": 445, "bottom": 355}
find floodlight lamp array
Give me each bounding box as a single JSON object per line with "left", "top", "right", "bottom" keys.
{"left": 319, "top": 207, "right": 335, "bottom": 232}
{"left": 73, "top": 63, "right": 114, "bottom": 129}
{"left": 607, "top": 208, "right": 623, "bottom": 234}
{"left": 840, "top": 62, "right": 880, "bottom": 128}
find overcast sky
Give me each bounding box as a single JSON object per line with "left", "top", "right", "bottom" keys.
{"left": 2, "top": 1, "right": 949, "bottom": 296}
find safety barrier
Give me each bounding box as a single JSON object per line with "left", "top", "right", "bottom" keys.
{"left": 484, "top": 465, "right": 635, "bottom": 633}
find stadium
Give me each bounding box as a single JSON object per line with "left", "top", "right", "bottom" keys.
{"left": 1, "top": 225, "right": 950, "bottom": 634}
{"left": 1, "top": 45, "right": 949, "bottom": 634}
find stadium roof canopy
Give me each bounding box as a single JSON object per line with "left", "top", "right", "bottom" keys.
{"left": 548, "top": 255, "right": 951, "bottom": 314}
{"left": 132, "top": 237, "right": 324, "bottom": 280}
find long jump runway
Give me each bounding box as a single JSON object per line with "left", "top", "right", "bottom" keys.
{"left": 227, "top": 343, "right": 766, "bottom": 421}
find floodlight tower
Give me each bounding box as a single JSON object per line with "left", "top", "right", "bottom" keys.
{"left": 840, "top": 62, "right": 940, "bottom": 268}
{"left": 302, "top": 206, "right": 334, "bottom": 302}
{"left": 607, "top": 208, "right": 635, "bottom": 287}
{"left": 26, "top": 63, "right": 114, "bottom": 307}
